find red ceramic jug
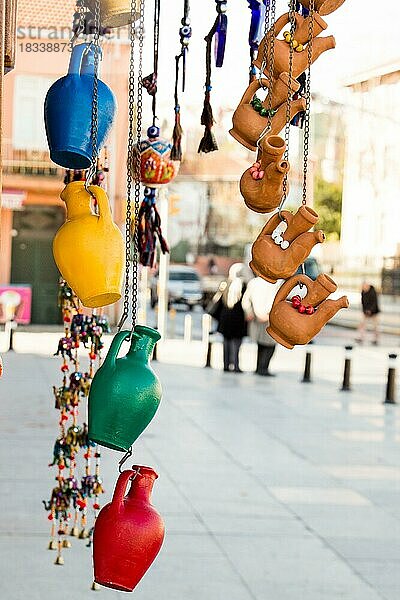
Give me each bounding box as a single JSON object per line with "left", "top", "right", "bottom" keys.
{"left": 93, "top": 466, "right": 165, "bottom": 592}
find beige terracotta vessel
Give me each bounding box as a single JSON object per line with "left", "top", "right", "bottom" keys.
{"left": 250, "top": 206, "right": 324, "bottom": 282}
{"left": 231, "top": 94, "right": 306, "bottom": 152}
{"left": 240, "top": 135, "right": 289, "bottom": 213}
{"left": 267, "top": 273, "right": 348, "bottom": 348}
{"left": 300, "top": 0, "right": 346, "bottom": 15}
{"left": 254, "top": 12, "right": 335, "bottom": 80}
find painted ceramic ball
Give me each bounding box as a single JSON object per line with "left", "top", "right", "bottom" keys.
{"left": 140, "top": 126, "right": 179, "bottom": 188}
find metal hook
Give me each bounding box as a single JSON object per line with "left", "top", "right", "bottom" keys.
{"left": 118, "top": 447, "right": 133, "bottom": 473}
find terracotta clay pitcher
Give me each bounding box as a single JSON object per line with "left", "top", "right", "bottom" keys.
{"left": 250, "top": 206, "right": 325, "bottom": 282}
{"left": 88, "top": 326, "right": 162, "bottom": 452}
{"left": 53, "top": 182, "right": 124, "bottom": 308}
{"left": 230, "top": 74, "right": 304, "bottom": 151}
{"left": 300, "top": 0, "right": 346, "bottom": 15}
{"left": 267, "top": 273, "right": 349, "bottom": 348}
{"left": 86, "top": 0, "right": 140, "bottom": 28}
{"left": 240, "top": 135, "right": 289, "bottom": 212}
{"left": 254, "top": 12, "right": 335, "bottom": 81}
{"left": 93, "top": 467, "right": 165, "bottom": 591}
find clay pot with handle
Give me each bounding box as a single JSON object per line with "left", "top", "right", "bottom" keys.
{"left": 52, "top": 182, "right": 124, "bottom": 308}
{"left": 300, "top": 0, "right": 346, "bottom": 15}
{"left": 88, "top": 326, "right": 162, "bottom": 452}
{"left": 254, "top": 12, "right": 335, "bottom": 81}
{"left": 93, "top": 467, "right": 165, "bottom": 592}
{"left": 230, "top": 73, "right": 303, "bottom": 151}
{"left": 267, "top": 274, "right": 349, "bottom": 348}
{"left": 250, "top": 206, "right": 325, "bottom": 282}
{"left": 240, "top": 135, "right": 289, "bottom": 213}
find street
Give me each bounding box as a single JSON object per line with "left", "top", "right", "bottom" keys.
{"left": 1, "top": 335, "right": 400, "bottom": 599}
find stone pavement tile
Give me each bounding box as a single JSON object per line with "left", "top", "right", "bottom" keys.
{"left": 200, "top": 514, "right": 313, "bottom": 538}
{"left": 347, "top": 559, "right": 400, "bottom": 595}
{"left": 287, "top": 504, "right": 400, "bottom": 539}
{"left": 270, "top": 486, "right": 370, "bottom": 506}
{"left": 326, "top": 538, "right": 400, "bottom": 560}
{"left": 214, "top": 535, "right": 382, "bottom": 600}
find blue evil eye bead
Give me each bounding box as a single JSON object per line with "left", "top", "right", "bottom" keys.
{"left": 147, "top": 125, "right": 160, "bottom": 139}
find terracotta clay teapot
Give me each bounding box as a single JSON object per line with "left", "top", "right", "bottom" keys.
{"left": 86, "top": 0, "right": 140, "bottom": 28}
{"left": 229, "top": 84, "right": 306, "bottom": 151}
{"left": 267, "top": 273, "right": 349, "bottom": 348}
{"left": 230, "top": 74, "right": 299, "bottom": 149}
{"left": 300, "top": 0, "right": 346, "bottom": 15}
{"left": 88, "top": 326, "right": 162, "bottom": 452}
{"left": 240, "top": 135, "right": 289, "bottom": 212}
{"left": 250, "top": 206, "right": 324, "bottom": 282}
{"left": 254, "top": 12, "right": 335, "bottom": 81}
{"left": 93, "top": 467, "right": 165, "bottom": 592}
{"left": 53, "top": 182, "right": 124, "bottom": 308}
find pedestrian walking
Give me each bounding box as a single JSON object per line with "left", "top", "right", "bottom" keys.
{"left": 242, "top": 277, "right": 280, "bottom": 376}
{"left": 210, "top": 263, "right": 247, "bottom": 373}
{"left": 356, "top": 282, "right": 380, "bottom": 345}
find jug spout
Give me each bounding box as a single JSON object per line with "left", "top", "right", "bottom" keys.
{"left": 303, "top": 273, "right": 337, "bottom": 307}
{"left": 127, "top": 325, "right": 161, "bottom": 361}
{"left": 60, "top": 181, "right": 93, "bottom": 219}
{"left": 315, "top": 296, "right": 349, "bottom": 322}
{"left": 284, "top": 205, "right": 319, "bottom": 242}
{"left": 128, "top": 466, "right": 158, "bottom": 503}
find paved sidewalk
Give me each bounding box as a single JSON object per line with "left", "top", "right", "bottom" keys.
{"left": 1, "top": 343, "right": 400, "bottom": 600}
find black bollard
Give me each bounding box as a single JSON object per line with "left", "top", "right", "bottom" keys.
{"left": 302, "top": 351, "right": 312, "bottom": 383}
{"left": 341, "top": 345, "right": 353, "bottom": 391}
{"left": 384, "top": 354, "right": 397, "bottom": 405}
{"left": 6, "top": 320, "right": 15, "bottom": 352}
{"left": 205, "top": 340, "right": 212, "bottom": 368}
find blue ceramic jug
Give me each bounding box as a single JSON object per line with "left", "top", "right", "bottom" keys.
{"left": 44, "top": 43, "right": 117, "bottom": 170}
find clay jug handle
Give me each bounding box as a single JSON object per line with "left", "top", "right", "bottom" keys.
{"left": 273, "top": 12, "right": 290, "bottom": 36}
{"left": 111, "top": 470, "right": 136, "bottom": 508}
{"left": 103, "top": 330, "right": 130, "bottom": 369}
{"left": 67, "top": 43, "right": 89, "bottom": 76}
{"left": 239, "top": 79, "right": 269, "bottom": 106}
{"left": 272, "top": 274, "right": 311, "bottom": 306}
{"left": 88, "top": 185, "right": 112, "bottom": 223}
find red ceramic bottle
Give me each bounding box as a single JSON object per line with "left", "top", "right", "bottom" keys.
{"left": 93, "top": 466, "right": 165, "bottom": 592}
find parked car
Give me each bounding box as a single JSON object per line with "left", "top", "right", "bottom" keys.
{"left": 150, "top": 265, "right": 203, "bottom": 310}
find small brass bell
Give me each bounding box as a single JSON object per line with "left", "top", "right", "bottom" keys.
{"left": 79, "top": 528, "right": 89, "bottom": 539}
{"left": 70, "top": 526, "right": 79, "bottom": 537}
{"left": 91, "top": 581, "right": 101, "bottom": 591}
{"left": 47, "top": 540, "right": 57, "bottom": 550}
{"left": 63, "top": 539, "right": 72, "bottom": 549}
{"left": 54, "top": 555, "right": 65, "bottom": 566}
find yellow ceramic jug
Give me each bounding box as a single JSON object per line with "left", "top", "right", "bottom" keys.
{"left": 53, "top": 182, "right": 124, "bottom": 308}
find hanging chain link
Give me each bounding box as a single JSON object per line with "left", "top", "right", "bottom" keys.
{"left": 280, "top": 0, "right": 297, "bottom": 215}
{"left": 256, "top": 0, "right": 277, "bottom": 148}
{"left": 85, "top": 0, "right": 100, "bottom": 191}
{"left": 118, "top": 0, "right": 138, "bottom": 331}
{"left": 131, "top": 0, "right": 145, "bottom": 328}
{"left": 302, "top": 0, "right": 314, "bottom": 205}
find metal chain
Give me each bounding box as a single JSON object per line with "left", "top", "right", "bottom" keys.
{"left": 118, "top": 0, "right": 139, "bottom": 331}
{"left": 256, "top": 0, "right": 277, "bottom": 148}
{"left": 131, "top": 0, "right": 145, "bottom": 328}
{"left": 280, "top": 0, "right": 296, "bottom": 215}
{"left": 85, "top": 0, "right": 100, "bottom": 191}
{"left": 302, "top": 0, "right": 314, "bottom": 205}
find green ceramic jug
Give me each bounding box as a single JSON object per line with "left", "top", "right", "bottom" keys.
{"left": 88, "top": 325, "right": 162, "bottom": 452}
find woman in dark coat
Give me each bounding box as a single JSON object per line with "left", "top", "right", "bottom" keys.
{"left": 216, "top": 264, "right": 247, "bottom": 373}
{"left": 356, "top": 282, "right": 380, "bottom": 344}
